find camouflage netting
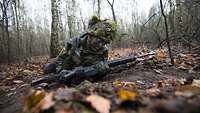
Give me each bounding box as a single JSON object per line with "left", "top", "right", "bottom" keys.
{"left": 87, "top": 16, "right": 117, "bottom": 43}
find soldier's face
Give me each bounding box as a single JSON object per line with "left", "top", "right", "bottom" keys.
{"left": 88, "top": 37, "right": 105, "bottom": 50}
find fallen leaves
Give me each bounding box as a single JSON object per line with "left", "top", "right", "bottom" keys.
{"left": 153, "top": 69, "right": 163, "bottom": 74}
{"left": 13, "top": 80, "right": 24, "bottom": 84}
{"left": 1, "top": 48, "right": 200, "bottom": 113}
{"left": 0, "top": 56, "right": 46, "bottom": 86}
{"left": 174, "top": 53, "right": 200, "bottom": 71}
{"left": 155, "top": 80, "right": 166, "bottom": 88}
{"left": 21, "top": 88, "right": 100, "bottom": 113}
{"left": 22, "top": 90, "right": 46, "bottom": 113}
{"left": 113, "top": 81, "right": 136, "bottom": 88}
{"left": 117, "top": 89, "right": 138, "bottom": 100}
{"left": 145, "top": 88, "right": 161, "bottom": 97}
{"left": 86, "top": 95, "right": 111, "bottom": 113}
{"left": 23, "top": 70, "right": 37, "bottom": 75}
{"left": 192, "top": 80, "right": 200, "bottom": 88}
{"left": 155, "top": 49, "right": 167, "bottom": 61}
{"left": 21, "top": 77, "right": 200, "bottom": 113}
{"left": 32, "top": 92, "right": 55, "bottom": 112}
{"left": 54, "top": 88, "right": 83, "bottom": 101}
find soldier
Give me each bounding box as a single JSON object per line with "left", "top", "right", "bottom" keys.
{"left": 43, "top": 16, "right": 117, "bottom": 83}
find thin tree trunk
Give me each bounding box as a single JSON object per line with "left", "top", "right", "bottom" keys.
{"left": 168, "top": 0, "right": 175, "bottom": 34}
{"left": 13, "top": 0, "right": 20, "bottom": 57}
{"left": 160, "top": 0, "right": 174, "bottom": 65}
{"left": 175, "top": 0, "right": 183, "bottom": 33}
{"left": 111, "top": 6, "right": 116, "bottom": 23}
{"left": 0, "top": 2, "right": 5, "bottom": 57}
{"left": 97, "top": 0, "right": 101, "bottom": 18}
{"left": 3, "top": 0, "right": 11, "bottom": 63}
{"left": 106, "top": 0, "right": 117, "bottom": 23}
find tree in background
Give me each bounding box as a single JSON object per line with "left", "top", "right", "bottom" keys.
{"left": 50, "top": 0, "right": 62, "bottom": 58}
{"left": 0, "top": 0, "right": 200, "bottom": 63}
{"left": 65, "top": 0, "right": 77, "bottom": 39}
{"left": 0, "top": 0, "right": 11, "bottom": 62}
{"left": 97, "top": 0, "right": 101, "bottom": 18}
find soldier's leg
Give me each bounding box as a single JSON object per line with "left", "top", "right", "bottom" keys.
{"left": 42, "top": 53, "right": 71, "bottom": 74}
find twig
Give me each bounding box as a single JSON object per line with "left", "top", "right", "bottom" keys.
{"left": 159, "top": 0, "right": 174, "bottom": 65}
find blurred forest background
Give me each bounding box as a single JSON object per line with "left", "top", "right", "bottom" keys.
{"left": 0, "top": 0, "right": 200, "bottom": 63}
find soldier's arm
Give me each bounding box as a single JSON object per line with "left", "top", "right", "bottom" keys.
{"left": 56, "top": 37, "right": 77, "bottom": 64}
{"left": 103, "top": 46, "right": 109, "bottom": 61}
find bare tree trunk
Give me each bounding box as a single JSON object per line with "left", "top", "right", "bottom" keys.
{"left": 97, "top": 0, "right": 101, "bottom": 19}
{"left": 175, "top": 0, "right": 183, "bottom": 33}
{"left": 0, "top": 2, "right": 4, "bottom": 55}
{"left": 80, "top": 10, "right": 86, "bottom": 30}
{"left": 106, "top": 0, "right": 117, "bottom": 23}
{"left": 50, "top": 0, "right": 61, "bottom": 58}
{"left": 92, "top": 0, "right": 95, "bottom": 15}
{"left": 160, "top": 0, "right": 174, "bottom": 65}
{"left": 13, "top": 0, "right": 20, "bottom": 57}
{"left": 168, "top": 0, "right": 175, "bottom": 34}
{"left": 2, "top": 0, "right": 11, "bottom": 63}
{"left": 66, "top": 11, "right": 73, "bottom": 39}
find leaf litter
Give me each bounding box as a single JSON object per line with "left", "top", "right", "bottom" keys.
{"left": 0, "top": 49, "right": 200, "bottom": 113}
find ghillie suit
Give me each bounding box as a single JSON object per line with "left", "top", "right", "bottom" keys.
{"left": 43, "top": 16, "right": 117, "bottom": 83}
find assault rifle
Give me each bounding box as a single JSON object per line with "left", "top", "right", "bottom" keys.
{"left": 31, "top": 53, "right": 154, "bottom": 86}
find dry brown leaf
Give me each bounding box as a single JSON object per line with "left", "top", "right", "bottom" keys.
{"left": 13, "top": 80, "right": 24, "bottom": 84}
{"left": 86, "top": 95, "right": 111, "bottom": 113}
{"left": 192, "top": 80, "right": 200, "bottom": 88}
{"left": 175, "top": 91, "right": 199, "bottom": 98}
{"left": 155, "top": 80, "right": 165, "bottom": 88}
{"left": 54, "top": 88, "right": 83, "bottom": 101}
{"left": 32, "top": 92, "right": 55, "bottom": 112}
{"left": 146, "top": 88, "right": 161, "bottom": 97}
{"left": 55, "top": 108, "right": 74, "bottom": 113}
{"left": 113, "top": 81, "right": 136, "bottom": 88}
{"left": 176, "top": 85, "right": 200, "bottom": 92}
{"left": 123, "top": 82, "right": 136, "bottom": 88}
{"left": 22, "top": 90, "right": 46, "bottom": 113}
{"left": 153, "top": 69, "right": 163, "bottom": 74}
{"left": 155, "top": 49, "right": 167, "bottom": 61}
{"left": 7, "top": 92, "right": 16, "bottom": 97}
{"left": 136, "top": 80, "right": 145, "bottom": 85}
{"left": 178, "top": 63, "right": 193, "bottom": 70}
{"left": 117, "top": 89, "right": 138, "bottom": 100}
{"left": 112, "top": 109, "right": 129, "bottom": 113}
{"left": 113, "top": 80, "right": 122, "bottom": 87}
{"left": 23, "top": 70, "right": 35, "bottom": 75}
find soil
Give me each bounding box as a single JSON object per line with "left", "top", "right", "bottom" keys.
{"left": 1, "top": 63, "right": 199, "bottom": 113}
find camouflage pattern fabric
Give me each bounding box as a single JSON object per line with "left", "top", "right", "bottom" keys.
{"left": 55, "top": 33, "right": 109, "bottom": 74}
{"left": 45, "top": 16, "right": 117, "bottom": 78}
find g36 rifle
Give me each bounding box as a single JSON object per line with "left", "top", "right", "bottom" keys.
{"left": 31, "top": 53, "right": 154, "bottom": 86}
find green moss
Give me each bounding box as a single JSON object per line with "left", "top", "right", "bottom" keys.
{"left": 105, "top": 20, "right": 117, "bottom": 41}
{"left": 95, "top": 28, "right": 105, "bottom": 36}
{"left": 106, "top": 20, "right": 117, "bottom": 31}
{"left": 91, "top": 16, "right": 100, "bottom": 23}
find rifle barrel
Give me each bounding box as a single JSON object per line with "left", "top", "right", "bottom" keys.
{"left": 31, "top": 75, "right": 59, "bottom": 86}
{"left": 107, "top": 56, "right": 136, "bottom": 67}
{"left": 107, "top": 53, "right": 154, "bottom": 67}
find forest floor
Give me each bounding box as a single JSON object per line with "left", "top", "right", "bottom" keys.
{"left": 0, "top": 48, "right": 200, "bottom": 113}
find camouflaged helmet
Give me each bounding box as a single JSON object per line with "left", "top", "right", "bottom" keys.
{"left": 87, "top": 16, "right": 117, "bottom": 43}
